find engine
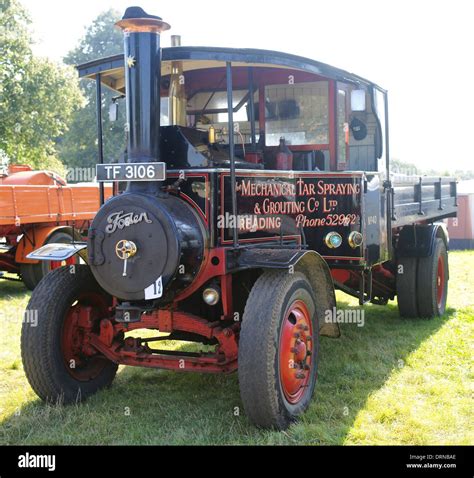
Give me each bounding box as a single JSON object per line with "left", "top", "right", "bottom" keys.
{"left": 88, "top": 192, "right": 205, "bottom": 301}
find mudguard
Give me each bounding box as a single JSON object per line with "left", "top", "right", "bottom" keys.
{"left": 16, "top": 226, "right": 84, "bottom": 264}
{"left": 231, "top": 248, "right": 340, "bottom": 338}
{"left": 397, "top": 222, "right": 449, "bottom": 258}
{"left": 26, "top": 242, "right": 87, "bottom": 262}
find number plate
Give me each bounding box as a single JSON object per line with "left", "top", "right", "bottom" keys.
{"left": 96, "top": 162, "right": 166, "bottom": 182}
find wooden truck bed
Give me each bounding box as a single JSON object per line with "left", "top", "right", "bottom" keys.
{"left": 0, "top": 183, "right": 112, "bottom": 228}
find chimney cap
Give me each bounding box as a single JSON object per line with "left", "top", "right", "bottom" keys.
{"left": 116, "top": 6, "right": 171, "bottom": 33}
{"left": 122, "top": 6, "right": 162, "bottom": 21}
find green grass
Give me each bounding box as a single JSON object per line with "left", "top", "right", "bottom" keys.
{"left": 0, "top": 252, "right": 473, "bottom": 445}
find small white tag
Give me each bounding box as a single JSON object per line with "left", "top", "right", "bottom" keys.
{"left": 144, "top": 276, "right": 163, "bottom": 300}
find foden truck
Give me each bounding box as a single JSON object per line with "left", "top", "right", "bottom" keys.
{"left": 21, "top": 7, "right": 457, "bottom": 429}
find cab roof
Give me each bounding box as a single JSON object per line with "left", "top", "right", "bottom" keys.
{"left": 77, "top": 46, "right": 385, "bottom": 94}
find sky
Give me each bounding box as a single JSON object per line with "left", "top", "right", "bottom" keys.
{"left": 20, "top": 0, "right": 474, "bottom": 171}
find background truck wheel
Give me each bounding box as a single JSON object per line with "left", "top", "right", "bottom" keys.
{"left": 417, "top": 238, "right": 448, "bottom": 318}
{"left": 396, "top": 256, "right": 419, "bottom": 318}
{"left": 21, "top": 265, "right": 118, "bottom": 404}
{"left": 19, "top": 262, "right": 39, "bottom": 291}
{"left": 238, "top": 270, "right": 319, "bottom": 430}
{"left": 20, "top": 231, "right": 77, "bottom": 290}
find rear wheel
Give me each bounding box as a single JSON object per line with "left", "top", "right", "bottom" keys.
{"left": 238, "top": 271, "right": 319, "bottom": 429}
{"left": 396, "top": 256, "right": 419, "bottom": 318}
{"left": 21, "top": 265, "right": 118, "bottom": 404}
{"left": 20, "top": 231, "right": 78, "bottom": 290}
{"left": 417, "top": 238, "right": 448, "bottom": 317}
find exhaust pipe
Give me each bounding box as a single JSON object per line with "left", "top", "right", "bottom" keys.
{"left": 116, "top": 6, "right": 170, "bottom": 175}
{"left": 169, "top": 35, "right": 186, "bottom": 126}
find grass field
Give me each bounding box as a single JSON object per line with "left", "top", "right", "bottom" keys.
{"left": 0, "top": 251, "right": 472, "bottom": 445}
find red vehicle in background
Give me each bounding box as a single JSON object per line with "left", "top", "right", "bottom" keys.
{"left": 0, "top": 164, "right": 110, "bottom": 289}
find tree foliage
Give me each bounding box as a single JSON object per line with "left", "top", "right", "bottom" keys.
{"left": 0, "top": 0, "right": 83, "bottom": 172}
{"left": 59, "top": 9, "right": 126, "bottom": 175}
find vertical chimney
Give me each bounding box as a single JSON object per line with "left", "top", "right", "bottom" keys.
{"left": 169, "top": 35, "right": 186, "bottom": 126}
{"left": 116, "top": 7, "right": 170, "bottom": 169}
{"left": 171, "top": 35, "right": 181, "bottom": 47}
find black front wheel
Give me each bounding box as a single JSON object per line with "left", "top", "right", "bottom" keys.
{"left": 238, "top": 271, "right": 319, "bottom": 430}
{"left": 21, "top": 265, "right": 118, "bottom": 404}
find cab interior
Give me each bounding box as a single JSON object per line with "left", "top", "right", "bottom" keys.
{"left": 85, "top": 55, "right": 387, "bottom": 173}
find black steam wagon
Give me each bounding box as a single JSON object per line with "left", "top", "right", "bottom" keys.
{"left": 22, "top": 7, "right": 457, "bottom": 429}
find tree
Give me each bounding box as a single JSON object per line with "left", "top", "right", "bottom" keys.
{"left": 59, "top": 9, "right": 126, "bottom": 177}
{"left": 390, "top": 158, "right": 419, "bottom": 176}
{"left": 0, "top": 0, "right": 83, "bottom": 172}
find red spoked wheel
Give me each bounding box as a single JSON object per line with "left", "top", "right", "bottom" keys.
{"left": 61, "top": 292, "right": 111, "bottom": 381}
{"left": 279, "top": 300, "right": 313, "bottom": 405}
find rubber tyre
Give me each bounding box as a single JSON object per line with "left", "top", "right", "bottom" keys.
{"left": 21, "top": 265, "right": 118, "bottom": 404}
{"left": 416, "top": 238, "right": 448, "bottom": 318}
{"left": 20, "top": 231, "right": 76, "bottom": 290}
{"left": 238, "top": 271, "right": 319, "bottom": 430}
{"left": 396, "top": 256, "right": 419, "bottom": 318}
{"left": 20, "top": 262, "right": 38, "bottom": 291}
